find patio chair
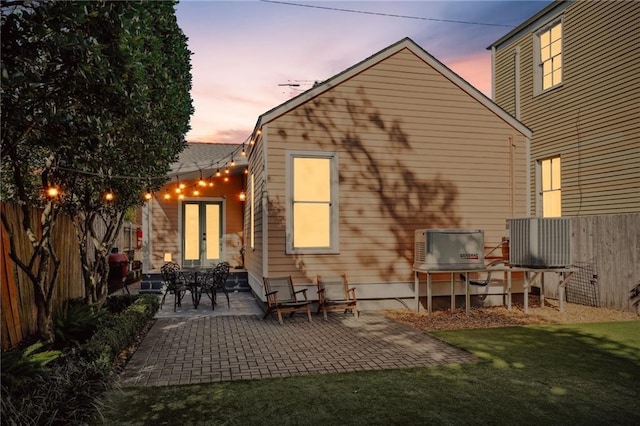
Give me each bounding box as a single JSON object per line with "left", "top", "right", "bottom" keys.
{"left": 317, "top": 274, "right": 358, "bottom": 320}
{"left": 262, "top": 276, "right": 312, "bottom": 324}
{"left": 160, "top": 262, "right": 186, "bottom": 311}
{"left": 201, "top": 262, "right": 231, "bottom": 310}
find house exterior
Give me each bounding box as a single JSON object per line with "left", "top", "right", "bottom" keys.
{"left": 489, "top": 0, "right": 640, "bottom": 217}
{"left": 243, "top": 37, "right": 532, "bottom": 308}
{"left": 140, "top": 142, "right": 248, "bottom": 272}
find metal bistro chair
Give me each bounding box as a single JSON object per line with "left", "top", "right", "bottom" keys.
{"left": 201, "top": 262, "right": 231, "bottom": 310}
{"left": 160, "top": 262, "right": 186, "bottom": 311}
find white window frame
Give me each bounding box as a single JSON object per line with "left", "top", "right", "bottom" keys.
{"left": 533, "top": 17, "right": 563, "bottom": 96}
{"left": 285, "top": 150, "right": 339, "bottom": 254}
{"left": 538, "top": 156, "right": 562, "bottom": 217}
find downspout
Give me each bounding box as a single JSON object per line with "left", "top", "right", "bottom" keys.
{"left": 514, "top": 46, "right": 521, "bottom": 120}
{"left": 491, "top": 46, "right": 496, "bottom": 100}
{"left": 261, "top": 125, "right": 269, "bottom": 280}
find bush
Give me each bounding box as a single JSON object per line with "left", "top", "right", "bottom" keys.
{"left": 103, "top": 293, "right": 139, "bottom": 314}
{"left": 53, "top": 299, "right": 110, "bottom": 349}
{"left": 1, "top": 294, "right": 159, "bottom": 425}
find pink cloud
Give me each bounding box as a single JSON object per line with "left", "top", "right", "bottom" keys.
{"left": 444, "top": 51, "right": 492, "bottom": 97}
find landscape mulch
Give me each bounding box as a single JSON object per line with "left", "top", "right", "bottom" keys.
{"left": 385, "top": 296, "right": 639, "bottom": 332}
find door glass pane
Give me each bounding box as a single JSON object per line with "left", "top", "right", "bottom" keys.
{"left": 184, "top": 204, "right": 200, "bottom": 260}
{"left": 205, "top": 204, "right": 220, "bottom": 260}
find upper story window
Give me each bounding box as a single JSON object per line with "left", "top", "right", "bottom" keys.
{"left": 286, "top": 151, "right": 339, "bottom": 254}
{"left": 535, "top": 20, "right": 563, "bottom": 94}
{"left": 540, "top": 157, "right": 562, "bottom": 217}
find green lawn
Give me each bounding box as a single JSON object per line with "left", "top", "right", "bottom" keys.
{"left": 96, "top": 321, "right": 640, "bottom": 425}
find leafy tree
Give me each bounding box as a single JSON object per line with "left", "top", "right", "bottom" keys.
{"left": 1, "top": 0, "right": 192, "bottom": 339}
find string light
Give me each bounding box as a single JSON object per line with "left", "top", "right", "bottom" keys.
{"left": 46, "top": 186, "right": 60, "bottom": 198}
{"left": 163, "top": 191, "right": 171, "bottom": 200}
{"left": 198, "top": 171, "right": 207, "bottom": 187}
{"left": 241, "top": 144, "right": 246, "bottom": 156}
{"left": 144, "top": 190, "right": 153, "bottom": 200}
{"left": 104, "top": 190, "right": 115, "bottom": 201}
{"left": 230, "top": 156, "right": 235, "bottom": 167}
{"left": 239, "top": 191, "right": 246, "bottom": 201}
{"left": 224, "top": 176, "right": 229, "bottom": 183}
{"left": 193, "top": 189, "right": 200, "bottom": 196}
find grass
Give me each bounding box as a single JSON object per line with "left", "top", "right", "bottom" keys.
{"left": 96, "top": 321, "right": 640, "bottom": 425}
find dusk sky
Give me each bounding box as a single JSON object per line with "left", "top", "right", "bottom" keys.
{"left": 175, "top": 0, "right": 552, "bottom": 143}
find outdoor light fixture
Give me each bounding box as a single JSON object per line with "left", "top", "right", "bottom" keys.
{"left": 46, "top": 186, "right": 59, "bottom": 198}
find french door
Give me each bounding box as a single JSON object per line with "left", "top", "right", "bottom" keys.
{"left": 181, "top": 200, "right": 223, "bottom": 268}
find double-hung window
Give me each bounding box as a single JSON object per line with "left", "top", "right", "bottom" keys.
{"left": 535, "top": 20, "right": 563, "bottom": 94}
{"left": 286, "top": 151, "right": 338, "bottom": 254}
{"left": 540, "top": 157, "right": 562, "bottom": 217}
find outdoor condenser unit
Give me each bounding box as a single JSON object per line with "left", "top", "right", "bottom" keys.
{"left": 507, "top": 217, "right": 572, "bottom": 268}
{"left": 413, "top": 229, "right": 485, "bottom": 271}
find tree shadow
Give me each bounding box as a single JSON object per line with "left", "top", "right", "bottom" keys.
{"left": 269, "top": 86, "right": 461, "bottom": 282}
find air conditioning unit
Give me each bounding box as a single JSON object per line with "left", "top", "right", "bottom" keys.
{"left": 508, "top": 217, "right": 572, "bottom": 268}
{"left": 413, "top": 229, "right": 484, "bottom": 271}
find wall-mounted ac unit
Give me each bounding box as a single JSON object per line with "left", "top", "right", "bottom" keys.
{"left": 413, "top": 229, "right": 484, "bottom": 271}
{"left": 508, "top": 217, "right": 572, "bottom": 268}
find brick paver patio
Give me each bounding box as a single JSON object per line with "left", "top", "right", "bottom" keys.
{"left": 119, "top": 299, "right": 478, "bottom": 387}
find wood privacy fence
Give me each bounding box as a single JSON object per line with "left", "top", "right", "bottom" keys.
{"left": 571, "top": 213, "right": 640, "bottom": 313}
{"left": 1, "top": 202, "right": 139, "bottom": 350}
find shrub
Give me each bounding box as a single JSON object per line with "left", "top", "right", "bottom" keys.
{"left": 103, "top": 293, "right": 139, "bottom": 314}
{"left": 1, "top": 342, "right": 61, "bottom": 388}
{"left": 1, "top": 294, "right": 159, "bottom": 425}
{"left": 53, "top": 299, "right": 110, "bottom": 349}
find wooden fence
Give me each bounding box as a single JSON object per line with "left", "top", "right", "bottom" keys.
{"left": 1, "top": 202, "right": 140, "bottom": 350}
{"left": 571, "top": 213, "right": 640, "bottom": 312}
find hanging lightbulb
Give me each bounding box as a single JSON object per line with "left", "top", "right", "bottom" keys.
{"left": 175, "top": 186, "right": 181, "bottom": 194}
{"left": 178, "top": 193, "right": 185, "bottom": 200}
{"left": 144, "top": 190, "right": 153, "bottom": 201}
{"left": 216, "top": 167, "right": 221, "bottom": 178}
{"left": 244, "top": 167, "right": 249, "bottom": 175}
{"left": 163, "top": 192, "right": 171, "bottom": 200}
{"left": 230, "top": 156, "right": 235, "bottom": 167}
{"left": 241, "top": 144, "right": 246, "bottom": 156}
{"left": 223, "top": 176, "right": 229, "bottom": 183}
{"left": 104, "top": 190, "right": 115, "bottom": 201}
{"left": 239, "top": 191, "right": 246, "bottom": 201}
{"left": 179, "top": 182, "right": 186, "bottom": 189}
{"left": 208, "top": 181, "right": 214, "bottom": 187}
{"left": 46, "top": 186, "right": 60, "bottom": 198}
{"left": 198, "top": 171, "right": 207, "bottom": 187}
{"left": 225, "top": 166, "right": 230, "bottom": 174}
{"left": 193, "top": 189, "right": 200, "bottom": 196}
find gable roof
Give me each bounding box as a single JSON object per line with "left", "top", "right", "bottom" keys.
{"left": 251, "top": 37, "right": 531, "bottom": 139}
{"left": 488, "top": 0, "right": 569, "bottom": 50}
{"left": 170, "top": 142, "right": 246, "bottom": 178}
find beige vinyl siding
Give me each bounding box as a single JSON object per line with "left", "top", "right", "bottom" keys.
{"left": 263, "top": 48, "right": 528, "bottom": 285}
{"left": 245, "top": 137, "right": 266, "bottom": 284}
{"left": 494, "top": 1, "right": 640, "bottom": 216}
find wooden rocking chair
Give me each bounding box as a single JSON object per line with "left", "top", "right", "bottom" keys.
{"left": 317, "top": 274, "right": 358, "bottom": 320}
{"left": 262, "top": 276, "right": 312, "bottom": 324}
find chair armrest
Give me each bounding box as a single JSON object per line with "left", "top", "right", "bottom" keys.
{"left": 317, "top": 288, "right": 326, "bottom": 303}
{"left": 294, "top": 288, "right": 309, "bottom": 301}
{"left": 265, "top": 290, "right": 279, "bottom": 305}
{"left": 347, "top": 287, "right": 357, "bottom": 301}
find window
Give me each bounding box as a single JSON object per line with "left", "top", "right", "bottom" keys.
{"left": 286, "top": 151, "right": 338, "bottom": 254}
{"left": 540, "top": 157, "right": 561, "bottom": 217}
{"left": 535, "top": 20, "right": 562, "bottom": 94}
{"left": 250, "top": 173, "right": 255, "bottom": 249}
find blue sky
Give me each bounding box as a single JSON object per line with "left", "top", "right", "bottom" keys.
{"left": 175, "top": 0, "right": 551, "bottom": 143}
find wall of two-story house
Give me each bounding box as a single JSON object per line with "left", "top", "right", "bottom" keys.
{"left": 491, "top": 0, "right": 640, "bottom": 217}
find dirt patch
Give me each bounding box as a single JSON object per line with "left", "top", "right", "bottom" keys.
{"left": 385, "top": 297, "right": 639, "bottom": 332}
